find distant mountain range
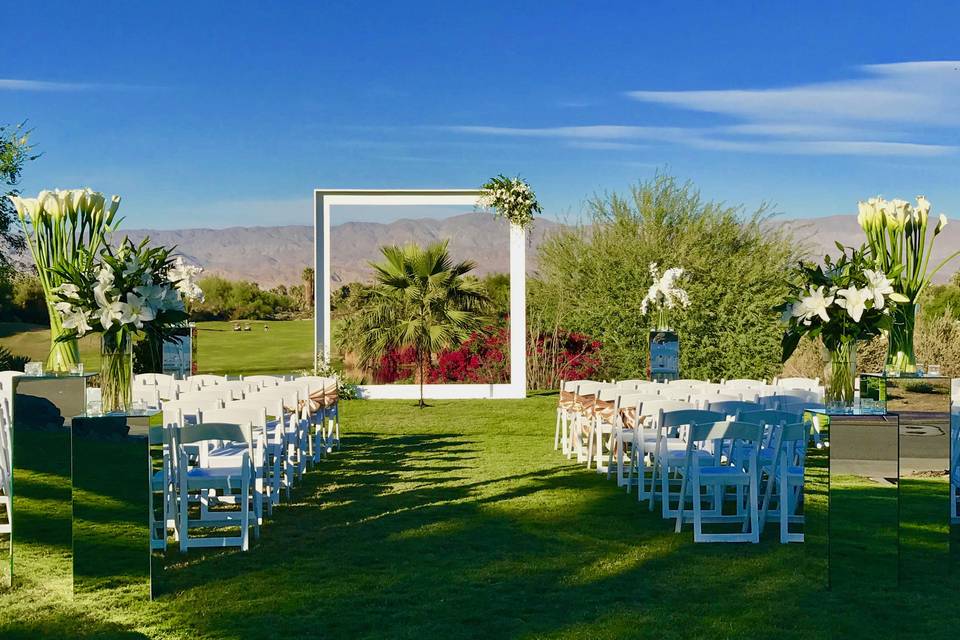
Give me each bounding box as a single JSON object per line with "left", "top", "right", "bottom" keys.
{"left": 119, "top": 213, "right": 563, "bottom": 288}
{"left": 80, "top": 213, "right": 960, "bottom": 288}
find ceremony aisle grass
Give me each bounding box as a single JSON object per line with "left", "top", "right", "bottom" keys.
{"left": 1, "top": 395, "right": 957, "bottom": 639}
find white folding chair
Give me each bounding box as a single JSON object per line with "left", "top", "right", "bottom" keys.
{"left": 606, "top": 392, "right": 660, "bottom": 489}
{"left": 555, "top": 380, "right": 585, "bottom": 453}
{"left": 772, "top": 376, "right": 821, "bottom": 392}
{"left": 187, "top": 374, "right": 227, "bottom": 387}
{"left": 177, "top": 388, "right": 232, "bottom": 407}
{"left": 132, "top": 385, "right": 161, "bottom": 409}
{"left": 174, "top": 417, "right": 261, "bottom": 552}
{"left": 567, "top": 381, "right": 613, "bottom": 462}
{"left": 674, "top": 420, "right": 764, "bottom": 543}
{"left": 652, "top": 408, "right": 726, "bottom": 518}
{"left": 231, "top": 387, "right": 304, "bottom": 501}
{"left": 241, "top": 375, "right": 283, "bottom": 388}
{"left": 760, "top": 421, "right": 810, "bottom": 543}
{"left": 705, "top": 399, "right": 763, "bottom": 420}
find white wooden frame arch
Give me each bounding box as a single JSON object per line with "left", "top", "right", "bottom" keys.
{"left": 313, "top": 189, "right": 526, "bottom": 399}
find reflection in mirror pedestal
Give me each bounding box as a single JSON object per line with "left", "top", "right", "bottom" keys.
{"left": 648, "top": 330, "right": 679, "bottom": 382}
{"left": 825, "top": 412, "right": 899, "bottom": 590}
{"left": 885, "top": 377, "right": 953, "bottom": 591}
{"left": 71, "top": 410, "right": 161, "bottom": 599}
{"left": 7, "top": 375, "right": 89, "bottom": 593}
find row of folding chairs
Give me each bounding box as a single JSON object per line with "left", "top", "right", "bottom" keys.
{"left": 555, "top": 377, "right": 824, "bottom": 461}
{"left": 150, "top": 375, "right": 342, "bottom": 552}
{"left": 555, "top": 378, "right": 819, "bottom": 543}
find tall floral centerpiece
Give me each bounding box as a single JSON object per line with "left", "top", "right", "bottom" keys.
{"left": 50, "top": 239, "right": 203, "bottom": 413}
{"left": 858, "top": 196, "right": 957, "bottom": 375}
{"left": 479, "top": 175, "right": 541, "bottom": 231}
{"left": 7, "top": 189, "right": 121, "bottom": 372}
{"left": 778, "top": 245, "right": 907, "bottom": 410}
{"left": 640, "top": 262, "right": 690, "bottom": 331}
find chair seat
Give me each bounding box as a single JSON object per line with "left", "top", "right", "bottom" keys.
{"left": 785, "top": 465, "right": 804, "bottom": 477}
{"left": 185, "top": 466, "right": 248, "bottom": 490}
{"left": 696, "top": 466, "right": 751, "bottom": 482}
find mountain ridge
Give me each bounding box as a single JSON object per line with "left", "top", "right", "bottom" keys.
{"left": 69, "top": 213, "right": 960, "bottom": 288}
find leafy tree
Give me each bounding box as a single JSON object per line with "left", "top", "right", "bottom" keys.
{"left": 1, "top": 123, "right": 39, "bottom": 284}
{"left": 302, "top": 267, "right": 314, "bottom": 310}
{"left": 189, "top": 276, "right": 301, "bottom": 320}
{"left": 529, "top": 174, "right": 801, "bottom": 381}
{"left": 341, "top": 240, "right": 490, "bottom": 407}
{"left": 921, "top": 279, "right": 960, "bottom": 320}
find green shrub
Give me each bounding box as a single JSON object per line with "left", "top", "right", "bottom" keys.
{"left": 529, "top": 174, "right": 802, "bottom": 381}
{"left": 189, "top": 276, "right": 302, "bottom": 321}
{"left": 0, "top": 345, "right": 29, "bottom": 371}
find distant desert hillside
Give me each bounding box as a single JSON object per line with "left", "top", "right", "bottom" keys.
{"left": 29, "top": 212, "right": 956, "bottom": 289}
{"left": 119, "top": 213, "right": 563, "bottom": 288}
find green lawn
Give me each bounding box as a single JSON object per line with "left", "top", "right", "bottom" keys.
{"left": 1, "top": 395, "right": 957, "bottom": 639}
{"left": 0, "top": 320, "right": 318, "bottom": 376}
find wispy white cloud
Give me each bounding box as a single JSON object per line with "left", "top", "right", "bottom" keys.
{"left": 0, "top": 78, "right": 155, "bottom": 91}
{"left": 445, "top": 62, "right": 960, "bottom": 158}
{"left": 626, "top": 61, "right": 960, "bottom": 125}
{"left": 447, "top": 124, "right": 952, "bottom": 157}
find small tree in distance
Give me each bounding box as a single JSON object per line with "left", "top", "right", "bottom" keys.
{"left": 344, "top": 240, "right": 490, "bottom": 407}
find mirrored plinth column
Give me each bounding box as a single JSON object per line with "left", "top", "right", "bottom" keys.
{"left": 824, "top": 411, "right": 899, "bottom": 590}
{"left": 8, "top": 374, "right": 91, "bottom": 593}
{"left": 71, "top": 410, "right": 161, "bottom": 599}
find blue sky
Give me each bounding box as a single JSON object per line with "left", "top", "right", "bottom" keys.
{"left": 3, "top": 1, "right": 959, "bottom": 228}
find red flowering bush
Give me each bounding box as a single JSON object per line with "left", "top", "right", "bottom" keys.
{"left": 371, "top": 324, "right": 602, "bottom": 387}
{"left": 430, "top": 325, "right": 510, "bottom": 383}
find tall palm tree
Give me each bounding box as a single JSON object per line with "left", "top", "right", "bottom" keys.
{"left": 302, "top": 267, "right": 314, "bottom": 310}
{"left": 350, "top": 240, "right": 490, "bottom": 407}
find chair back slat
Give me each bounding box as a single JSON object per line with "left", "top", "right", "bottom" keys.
{"left": 689, "top": 419, "right": 764, "bottom": 443}
{"left": 177, "top": 421, "right": 253, "bottom": 445}
{"left": 201, "top": 406, "right": 267, "bottom": 429}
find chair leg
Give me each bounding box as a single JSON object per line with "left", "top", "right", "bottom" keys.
{"left": 554, "top": 409, "right": 562, "bottom": 450}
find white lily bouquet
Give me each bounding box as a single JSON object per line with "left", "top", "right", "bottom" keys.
{"left": 640, "top": 262, "right": 691, "bottom": 331}
{"left": 51, "top": 238, "right": 203, "bottom": 412}
{"left": 858, "top": 195, "right": 958, "bottom": 374}
{"left": 479, "top": 175, "right": 542, "bottom": 231}
{"left": 8, "top": 188, "right": 121, "bottom": 371}
{"left": 777, "top": 244, "right": 908, "bottom": 408}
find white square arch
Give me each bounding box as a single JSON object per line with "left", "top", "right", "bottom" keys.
{"left": 313, "top": 189, "right": 526, "bottom": 399}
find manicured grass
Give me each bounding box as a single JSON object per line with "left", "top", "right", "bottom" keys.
{"left": 191, "top": 319, "right": 315, "bottom": 375}
{"left": 0, "top": 322, "right": 101, "bottom": 370}
{"left": 0, "top": 395, "right": 957, "bottom": 639}
{"left": 0, "top": 320, "right": 318, "bottom": 376}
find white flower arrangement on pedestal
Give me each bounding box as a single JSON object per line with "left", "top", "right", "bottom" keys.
{"left": 51, "top": 238, "right": 204, "bottom": 412}
{"left": 478, "top": 175, "right": 542, "bottom": 231}
{"left": 639, "top": 263, "right": 691, "bottom": 330}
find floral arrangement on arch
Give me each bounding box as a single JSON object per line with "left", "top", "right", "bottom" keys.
{"left": 478, "top": 175, "right": 542, "bottom": 231}
{"left": 639, "top": 263, "right": 691, "bottom": 331}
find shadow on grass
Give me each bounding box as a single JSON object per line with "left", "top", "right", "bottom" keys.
{"left": 3, "top": 397, "right": 959, "bottom": 639}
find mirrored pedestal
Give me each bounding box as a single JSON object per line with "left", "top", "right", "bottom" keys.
{"left": 822, "top": 410, "right": 899, "bottom": 590}
{"left": 71, "top": 410, "right": 161, "bottom": 598}
{"left": 861, "top": 374, "right": 957, "bottom": 592}
{"left": 6, "top": 374, "right": 91, "bottom": 592}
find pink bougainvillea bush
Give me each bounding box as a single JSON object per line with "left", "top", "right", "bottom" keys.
{"left": 371, "top": 323, "right": 602, "bottom": 387}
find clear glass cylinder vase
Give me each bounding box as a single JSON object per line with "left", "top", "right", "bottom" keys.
{"left": 824, "top": 337, "right": 857, "bottom": 411}
{"left": 100, "top": 331, "right": 133, "bottom": 414}
{"left": 885, "top": 302, "right": 917, "bottom": 376}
